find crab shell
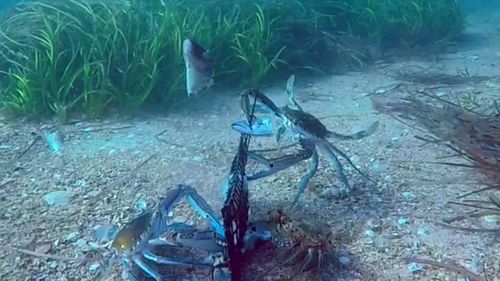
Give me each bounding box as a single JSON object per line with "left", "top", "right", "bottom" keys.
{"left": 281, "top": 106, "right": 329, "bottom": 140}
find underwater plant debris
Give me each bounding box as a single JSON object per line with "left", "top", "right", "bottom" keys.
{"left": 1, "top": 1, "right": 500, "bottom": 281}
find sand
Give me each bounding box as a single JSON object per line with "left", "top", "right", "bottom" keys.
{"left": 0, "top": 11, "right": 499, "bottom": 281}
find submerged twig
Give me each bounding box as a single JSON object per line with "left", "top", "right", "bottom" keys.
{"left": 2, "top": 245, "right": 87, "bottom": 262}
{"left": 447, "top": 201, "right": 500, "bottom": 212}
{"left": 16, "top": 135, "right": 40, "bottom": 160}
{"left": 443, "top": 210, "right": 500, "bottom": 224}
{"left": 67, "top": 125, "right": 136, "bottom": 134}
{"left": 436, "top": 222, "right": 500, "bottom": 234}
{"left": 404, "top": 257, "right": 487, "bottom": 281}
{"left": 458, "top": 186, "right": 500, "bottom": 199}
{"left": 132, "top": 154, "right": 156, "bottom": 173}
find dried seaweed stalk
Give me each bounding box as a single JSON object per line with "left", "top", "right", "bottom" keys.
{"left": 372, "top": 92, "right": 500, "bottom": 177}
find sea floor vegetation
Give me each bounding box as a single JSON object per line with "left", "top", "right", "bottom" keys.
{"left": 0, "top": 0, "right": 464, "bottom": 121}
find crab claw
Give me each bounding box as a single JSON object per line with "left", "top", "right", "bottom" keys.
{"left": 231, "top": 117, "right": 273, "bottom": 137}
{"left": 243, "top": 220, "right": 273, "bottom": 252}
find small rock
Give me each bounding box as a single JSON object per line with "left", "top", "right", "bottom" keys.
{"left": 43, "top": 191, "right": 71, "bottom": 207}
{"left": 408, "top": 262, "right": 424, "bottom": 273}
{"left": 48, "top": 261, "right": 58, "bottom": 269}
{"left": 466, "top": 55, "right": 479, "bottom": 61}
{"left": 370, "top": 161, "right": 382, "bottom": 173}
{"left": 94, "top": 224, "right": 119, "bottom": 242}
{"left": 365, "top": 229, "right": 376, "bottom": 238}
{"left": 482, "top": 215, "right": 498, "bottom": 224}
{"left": 417, "top": 228, "right": 430, "bottom": 237}
{"left": 397, "top": 217, "right": 410, "bottom": 227}
{"left": 35, "top": 243, "right": 51, "bottom": 254}
{"left": 64, "top": 232, "right": 78, "bottom": 242}
{"left": 402, "top": 191, "right": 416, "bottom": 202}
{"left": 89, "top": 262, "right": 101, "bottom": 272}
{"left": 74, "top": 179, "right": 86, "bottom": 189}
{"left": 486, "top": 81, "right": 500, "bottom": 89}
{"left": 338, "top": 256, "right": 352, "bottom": 266}
{"left": 135, "top": 199, "right": 147, "bottom": 210}
{"left": 74, "top": 238, "right": 88, "bottom": 250}
{"left": 192, "top": 155, "right": 203, "bottom": 162}
{"left": 45, "top": 132, "right": 62, "bottom": 155}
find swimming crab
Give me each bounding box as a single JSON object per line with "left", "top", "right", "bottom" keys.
{"left": 253, "top": 209, "right": 341, "bottom": 281}
{"left": 110, "top": 184, "right": 230, "bottom": 281}
{"left": 109, "top": 99, "right": 272, "bottom": 281}
{"left": 232, "top": 75, "right": 379, "bottom": 205}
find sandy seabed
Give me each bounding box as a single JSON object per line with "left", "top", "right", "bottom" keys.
{"left": 1, "top": 12, "right": 499, "bottom": 281}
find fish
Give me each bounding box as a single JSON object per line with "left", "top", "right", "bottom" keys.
{"left": 182, "top": 38, "right": 215, "bottom": 97}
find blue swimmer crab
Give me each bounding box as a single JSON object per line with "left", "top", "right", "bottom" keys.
{"left": 232, "top": 76, "right": 379, "bottom": 205}
{"left": 109, "top": 101, "right": 271, "bottom": 281}
{"left": 260, "top": 209, "right": 340, "bottom": 281}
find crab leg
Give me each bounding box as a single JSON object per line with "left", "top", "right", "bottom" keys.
{"left": 241, "top": 88, "right": 282, "bottom": 117}
{"left": 285, "top": 74, "right": 303, "bottom": 112}
{"left": 299, "top": 248, "right": 318, "bottom": 272}
{"left": 292, "top": 149, "right": 319, "bottom": 206}
{"left": 163, "top": 185, "right": 225, "bottom": 237}
{"left": 327, "top": 121, "right": 379, "bottom": 140}
{"left": 319, "top": 139, "right": 373, "bottom": 183}
{"left": 316, "top": 142, "right": 351, "bottom": 198}
{"left": 142, "top": 250, "right": 214, "bottom": 267}
{"left": 121, "top": 258, "right": 150, "bottom": 281}
{"left": 128, "top": 254, "right": 163, "bottom": 281}
{"left": 246, "top": 139, "right": 315, "bottom": 180}
{"left": 147, "top": 224, "right": 224, "bottom": 254}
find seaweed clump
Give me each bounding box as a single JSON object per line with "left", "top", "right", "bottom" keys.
{"left": 373, "top": 91, "right": 500, "bottom": 236}
{"left": 0, "top": 0, "right": 465, "bottom": 121}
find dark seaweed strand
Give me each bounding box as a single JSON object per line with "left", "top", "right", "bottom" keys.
{"left": 249, "top": 88, "right": 282, "bottom": 117}
{"left": 220, "top": 96, "right": 256, "bottom": 280}
{"left": 221, "top": 134, "right": 250, "bottom": 281}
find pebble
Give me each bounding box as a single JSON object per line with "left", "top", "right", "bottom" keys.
{"left": 370, "top": 161, "right": 382, "bottom": 173}
{"left": 89, "top": 262, "right": 101, "bottom": 272}
{"left": 417, "top": 228, "right": 430, "bottom": 237}
{"left": 48, "top": 261, "right": 58, "bottom": 269}
{"left": 43, "top": 191, "right": 71, "bottom": 207}
{"left": 338, "top": 256, "right": 352, "bottom": 266}
{"left": 45, "top": 132, "right": 62, "bottom": 154}
{"left": 94, "top": 224, "right": 119, "bottom": 242}
{"left": 192, "top": 155, "right": 203, "bottom": 162}
{"left": 74, "top": 238, "right": 88, "bottom": 250}
{"left": 35, "top": 243, "right": 51, "bottom": 254}
{"left": 397, "top": 217, "right": 410, "bottom": 227}
{"left": 402, "top": 191, "right": 416, "bottom": 202}
{"left": 482, "top": 215, "right": 498, "bottom": 224}
{"left": 74, "top": 179, "right": 87, "bottom": 188}
{"left": 135, "top": 199, "right": 147, "bottom": 210}
{"left": 407, "top": 262, "right": 424, "bottom": 273}
{"left": 365, "top": 229, "right": 376, "bottom": 238}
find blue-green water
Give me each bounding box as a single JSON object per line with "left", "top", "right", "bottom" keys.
{"left": 0, "top": 1, "right": 499, "bottom": 281}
